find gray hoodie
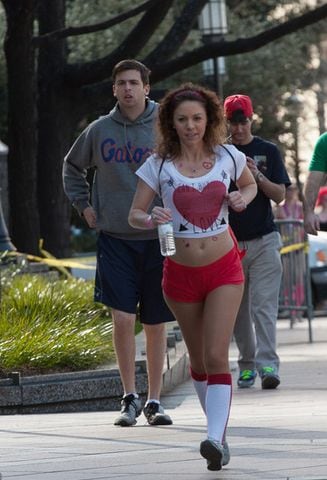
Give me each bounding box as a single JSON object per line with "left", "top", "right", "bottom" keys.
{"left": 63, "top": 99, "right": 160, "bottom": 240}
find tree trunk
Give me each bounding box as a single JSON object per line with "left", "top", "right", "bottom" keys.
{"left": 37, "top": 0, "right": 77, "bottom": 257}
{"left": 316, "top": 36, "right": 327, "bottom": 135}
{"left": 3, "top": 0, "right": 40, "bottom": 254}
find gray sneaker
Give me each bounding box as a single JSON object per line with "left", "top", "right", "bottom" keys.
{"left": 222, "top": 440, "right": 230, "bottom": 466}
{"left": 114, "top": 394, "right": 142, "bottom": 427}
{"left": 143, "top": 402, "right": 173, "bottom": 426}
{"left": 202, "top": 439, "right": 230, "bottom": 469}
{"left": 200, "top": 439, "right": 224, "bottom": 471}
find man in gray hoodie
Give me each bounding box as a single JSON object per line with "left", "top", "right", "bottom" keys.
{"left": 63, "top": 59, "right": 174, "bottom": 427}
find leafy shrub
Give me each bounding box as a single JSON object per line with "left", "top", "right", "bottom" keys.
{"left": 0, "top": 272, "right": 114, "bottom": 376}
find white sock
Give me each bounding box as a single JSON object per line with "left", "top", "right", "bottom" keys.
{"left": 192, "top": 378, "right": 207, "bottom": 414}
{"left": 206, "top": 383, "right": 232, "bottom": 443}
{"left": 190, "top": 367, "right": 207, "bottom": 414}
{"left": 145, "top": 399, "right": 160, "bottom": 406}
{"left": 124, "top": 392, "right": 139, "bottom": 399}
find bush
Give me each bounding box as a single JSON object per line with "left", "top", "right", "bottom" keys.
{"left": 0, "top": 271, "right": 114, "bottom": 376}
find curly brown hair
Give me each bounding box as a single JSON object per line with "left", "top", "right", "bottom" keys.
{"left": 156, "top": 83, "right": 226, "bottom": 159}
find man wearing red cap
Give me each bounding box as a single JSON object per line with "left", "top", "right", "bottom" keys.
{"left": 224, "top": 94, "right": 291, "bottom": 390}
{"left": 303, "top": 132, "right": 327, "bottom": 234}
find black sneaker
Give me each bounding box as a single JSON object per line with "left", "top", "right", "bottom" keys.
{"left": 143, "top": 402, "right": 173, "bottom": 426}
{"left": 114, "top": 394, "right": 142, "bottom": 427}
{"left": 260, "top": 367, "right": 280, "bottom": 390}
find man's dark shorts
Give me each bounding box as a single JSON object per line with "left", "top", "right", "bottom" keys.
{"left": 94, "top": 232, "right": 175, "bottom": 325}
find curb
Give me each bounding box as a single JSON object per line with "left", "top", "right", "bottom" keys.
{"left": 0, "top": 326, "right": 189, "bottom": 414}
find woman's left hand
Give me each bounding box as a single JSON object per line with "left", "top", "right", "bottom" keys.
{"left": 225, "top": 191, "right": 247, "bottom": 212}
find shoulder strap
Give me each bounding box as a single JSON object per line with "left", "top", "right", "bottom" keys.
{"left": 157, "top": 157, "right": 165, "bottom": 203}
{"left": 158, "top": 157, "right": 165, "bottom": 179}
{"left": 220, "top": 144, "right": 237, "bottom": 184}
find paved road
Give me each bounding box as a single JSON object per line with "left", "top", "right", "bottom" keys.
{"left": 0, "top": 318, "right": 326, "bottom": 479}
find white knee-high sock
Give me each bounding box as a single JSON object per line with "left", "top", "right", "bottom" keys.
{"left": 206, "top": 373, "right": 232, "bottom": 443}
{"left": 190, "top": 367, "right": 207, "bottom": 414}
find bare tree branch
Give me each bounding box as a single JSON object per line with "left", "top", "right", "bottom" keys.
{"left": 144, "top": 0, "right": 207, "bottom": 65}
{"left": 150, "top": 3, "right": 327, "bottom": 82}
{"left": 75, "top": 2, "right": 327, "bottom": 114}
{"left": 64, "top": 0, "right": 174, "bottom": 87}
{"left": 32, "top": 0, "right": 157, "bottom": 46}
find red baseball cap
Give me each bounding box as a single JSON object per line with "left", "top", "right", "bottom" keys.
{"left": 224, "top": 94, "right": 253, "bottom": 121}
{"left": 316, "top": 186, "right": 327, "bottom": 206}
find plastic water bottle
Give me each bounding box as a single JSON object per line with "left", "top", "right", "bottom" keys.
{"left": 158, "top": 222, "right": 176, "bottom": 256}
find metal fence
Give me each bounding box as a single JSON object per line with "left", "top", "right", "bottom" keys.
{"left": 275, "top": 219, "right": 314, "bottom": 342}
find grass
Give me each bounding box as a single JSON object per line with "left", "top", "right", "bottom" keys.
{"left": 0, "top": 267, "right": 115, "bottom": 377}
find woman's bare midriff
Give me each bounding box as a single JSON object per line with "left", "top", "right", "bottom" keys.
{"left": 173, "top": 229, "right": 234, "bottom": 267}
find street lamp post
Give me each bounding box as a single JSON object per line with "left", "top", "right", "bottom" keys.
{"left": 199, "top": 0, "right": 228, "bottom": 98}
{"left": 285, "top": 92, "right": 304, "bottom": 196}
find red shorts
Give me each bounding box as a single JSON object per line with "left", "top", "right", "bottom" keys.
{"left": 162, "top": 245, "right": 244, "bottom": 303}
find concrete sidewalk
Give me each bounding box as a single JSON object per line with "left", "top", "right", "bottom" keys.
{"left": 0, "top": 318, "right": 326, "bottom": 479}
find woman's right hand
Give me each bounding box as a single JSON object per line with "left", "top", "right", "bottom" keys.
{"left": 150, "top": 207, "right": 172, "bottom": 225}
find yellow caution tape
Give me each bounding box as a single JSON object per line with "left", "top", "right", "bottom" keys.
{"left": 5, "top": 249, "right": 95, "bottom": 271}
{"left": 280, "top": 242, "right": 309, "bottom": 255}
{"left": 4, "top": 239, "right": 310, "bottom": 268}
{"left": 30, "top": 254, "right": 95, "bottom": 269}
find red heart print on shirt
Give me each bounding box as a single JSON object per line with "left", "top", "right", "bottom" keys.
{"left": 173, "top": 181, "right": 226, "bottom": 230}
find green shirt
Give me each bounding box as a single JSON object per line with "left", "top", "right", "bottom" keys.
{"left": 309, "top": 132, "right": 327, "bottom": 172}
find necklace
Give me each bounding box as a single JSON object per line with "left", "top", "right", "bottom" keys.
{"left": 178, "top": 159, "right": 214, "bottom": 175}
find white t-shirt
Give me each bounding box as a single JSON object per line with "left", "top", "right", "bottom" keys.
{"left": 136, "top": 145, "right": 246, "bottom": 238}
